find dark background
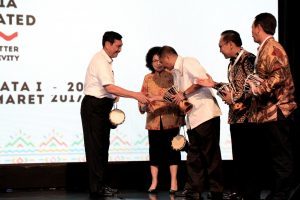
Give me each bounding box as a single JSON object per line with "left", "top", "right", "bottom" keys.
{"left": 0, "top": 0, "right": 299, "bottom": 192}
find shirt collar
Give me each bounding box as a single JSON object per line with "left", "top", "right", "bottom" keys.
{"left": 100, "top": 49, "right": 113, "bottom": 64}
{"left": 258, "top": 36, "right": 273, "bottom": 52}
{"left": 173, "top": 55, "right": 184, "bottom": 76}
{"left": 230, "top": 48, "right": 243, "bottom": 64}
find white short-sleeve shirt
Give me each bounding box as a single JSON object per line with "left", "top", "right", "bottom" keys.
{"left": 173, "top": 56, "right": 222, "bottom": 129}
{"left": 83, "top": 49, "right": 116, "bottom": 99}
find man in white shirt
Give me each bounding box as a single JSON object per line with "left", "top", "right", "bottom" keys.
{"left": 80, "top": 31, "right": 149, "bottom": 198}
{"left": 158, "top": 46, "right": 223, "bottom": 200}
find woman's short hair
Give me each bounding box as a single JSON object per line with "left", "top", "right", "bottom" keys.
{"left": 145, "top": 46, "right": 161, "bottom": 73}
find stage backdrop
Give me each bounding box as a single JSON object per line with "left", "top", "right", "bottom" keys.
{"left": 0, "top": 0, "right": 277, "bottom": 164}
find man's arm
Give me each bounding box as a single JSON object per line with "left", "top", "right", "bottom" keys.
{"left": 172, "top": 84, "right": 202, "bottom": 104}
{"left": 182, "top": 84, "right": 202, "bottom": 98}
{"left": 104, "top": 84, "right": 149, "bottom": 104}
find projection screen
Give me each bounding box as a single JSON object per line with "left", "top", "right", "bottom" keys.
{"left": 0, "top": 0, "right": 277, "bottom": 164}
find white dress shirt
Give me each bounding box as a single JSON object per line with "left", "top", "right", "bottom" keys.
{"left": 173, "top": 56, "right": 222, "bottom": 129}
{"left": 83, "top": 49, "right": 116, "bottom": 99}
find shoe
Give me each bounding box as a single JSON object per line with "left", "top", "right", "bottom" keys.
{"left": 89, "top": 189, "right": 114, "bottom": 198}
{"left": 223, "top": 192, "right": 243, "bottom": 200}
{"left": 174, "top": 189, "right": 200, "bottom": 198}
{"left": 103, "top": 185, "right": 118, "bottom": 194}
{"left": 148, "top": 188, "right": 158, "bottom": 193}
{"left": 169, "top": 189, "right": 177, "bottom": 194}
{"left": 148, "top": 193, "right": 158, "bottom": 200}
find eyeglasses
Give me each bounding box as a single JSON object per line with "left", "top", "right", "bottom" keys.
{"left": 152, "top": 59, "right": 160, "bottom": 63}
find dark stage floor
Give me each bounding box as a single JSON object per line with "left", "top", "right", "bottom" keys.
{"left": 0, "top": 189, "right": 274, "bottom": 200}
{"left": 0, "top": 189, "right": 182, "bottom": 200}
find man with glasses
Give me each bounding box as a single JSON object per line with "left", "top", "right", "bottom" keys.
{"left": 196, "top": 30, "right": 257, "bottom": 200}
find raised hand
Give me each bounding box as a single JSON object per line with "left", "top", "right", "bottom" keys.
{"left": 195, "top": 73, "right": 215, "bottom": 87}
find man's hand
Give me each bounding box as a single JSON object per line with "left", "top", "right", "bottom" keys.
{"left": 173, "top": 92, "right": 185, "bottom": 104}
{"left": 245, "top": 74, "right": 264, "bottom": 96}
{"left": 246, "top": 79, "right": 261, "bottom": 96}
{"left": 220, "top": 90, "right": 233, "bottom": 105}
{"left": 195, "top": 73, "right": 215, "bottom": 87}
{"left": 134, "top": 92, "right": 150, "bottom": 104}
{"left": 114, "top": 96, "right": 120, "bottom": 103}
{"left": 232, "top": 102, "right": 246, "bottom": 111}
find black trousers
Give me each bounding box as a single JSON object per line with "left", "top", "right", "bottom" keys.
{"left": 230, "top": 123, "right": 267, "bottom": 200}
{"left": 261, "top": 116, "right": 294, "bottom": 200}
{"left": 80, "top": 95, "right": 114, "bottom": 193}
{"left": 148, "top": 127, "right": 181, "bottom": 166}
{"left": 185, "top": 117, "right": 223, "bottom": 193}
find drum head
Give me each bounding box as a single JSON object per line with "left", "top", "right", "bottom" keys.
{"left": 109, "top": 109, "right": 125, "bottom": 126}
{"left": 171, "top": 135, "right": 187, "bottom": 151}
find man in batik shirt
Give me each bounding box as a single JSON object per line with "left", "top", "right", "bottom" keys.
{"left": 248, "top": 12, "right": 297, "bottom": 200}
{"left": 196, "top": 30, "right": 259, "bottom": 200}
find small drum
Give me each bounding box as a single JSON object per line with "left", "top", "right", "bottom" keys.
{"left": 217, "top": 83, "right": 233, "bottom": 98}
{"left": 171, "top": 135, "right": 188, "bottom": 152}
{"left": 109, "top": 108, "right": 125, "bottom": 126}
{"left": 243, "top": 73, "right": 264, "bottom": 93}
{"left": 163, "top": 86, "right": 193, "bottom": 114}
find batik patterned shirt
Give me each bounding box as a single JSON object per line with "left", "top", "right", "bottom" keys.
{"left": 141, "top": 70, "right": 185, "bottom": 130}
{"left": 248, "top": 37, "right": 297, "bottom": 122}
{"left": 226, "top": 50, "right": 255, "bottom": 124}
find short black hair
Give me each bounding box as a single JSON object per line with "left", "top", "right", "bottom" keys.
{"left": 253, "top": 12, "right": 277, "bottom": 35}
{"left": 158, "top": 46, "right": 178, "bottom": 58}
{"left": 145, "top": 46, "right": 161, "bottom": 73}
{"left": 102, "top": 31, "right": 122, "bottom": 47}
{"left": 221, "top": 30, "right": 242, "bottom": 47}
